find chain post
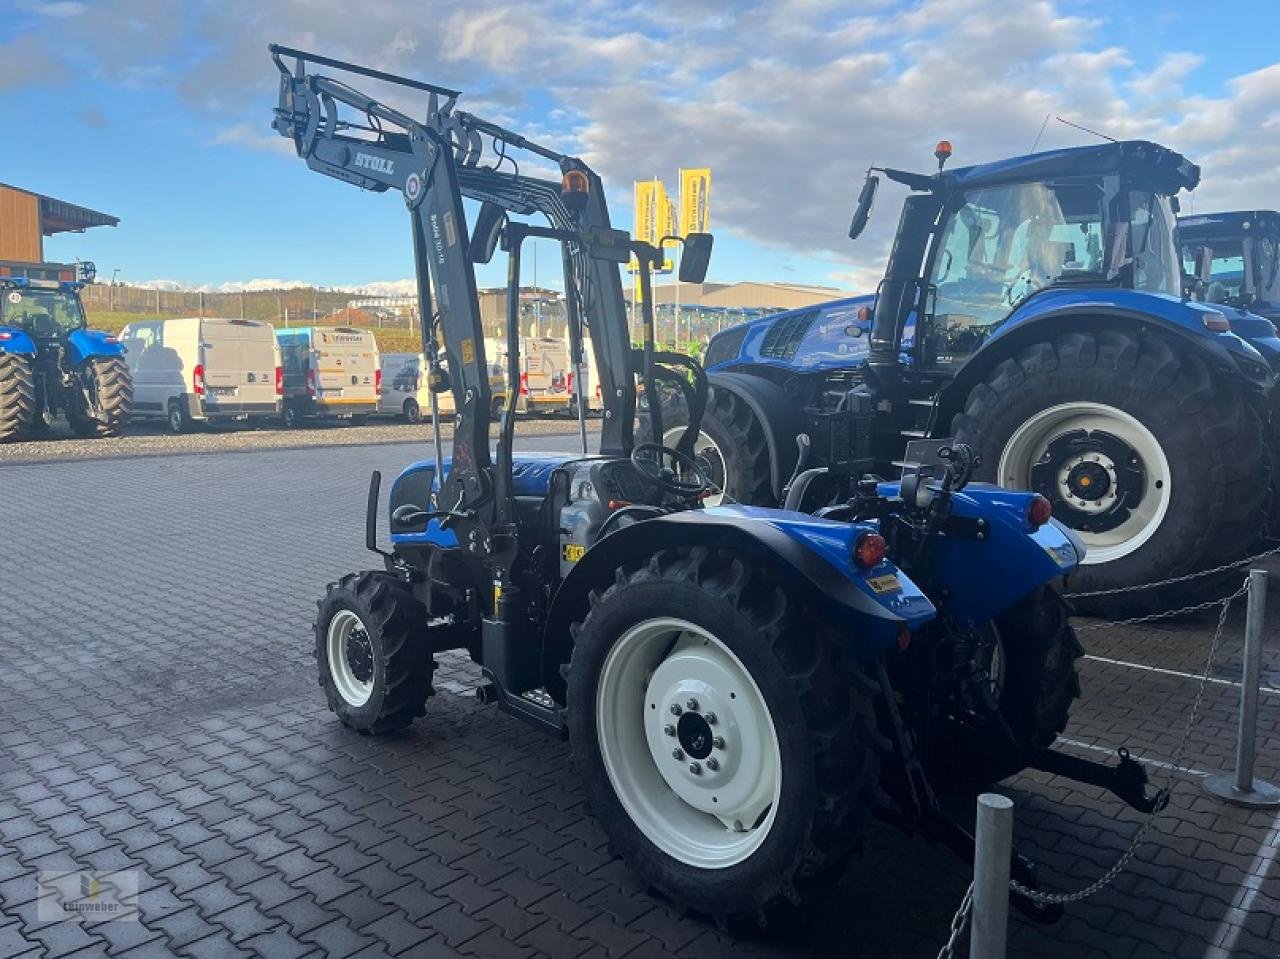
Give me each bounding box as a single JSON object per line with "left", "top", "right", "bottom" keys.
{"left": 972, "top": 794, "right": 1013, "bottom": 959}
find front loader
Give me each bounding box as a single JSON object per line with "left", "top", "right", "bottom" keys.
{"left": 272, "top": 46, "right": 1167, "bottom": 927}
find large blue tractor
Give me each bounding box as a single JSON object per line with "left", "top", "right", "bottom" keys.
{"left": 1179, "top": 210, "right": 1280, "bottom": 345}
{"left": 0, "top": 262, "right": 133, "bottom": 441}
{"left": 672, "top": 142, "right": 1274, "bottom": 615}
{"left": 274, "top": 48, "right": 1166, "bottom": 926}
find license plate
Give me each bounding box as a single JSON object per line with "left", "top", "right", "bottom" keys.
{"left": 210, "top": 387, "right": 236, "bottom": 397}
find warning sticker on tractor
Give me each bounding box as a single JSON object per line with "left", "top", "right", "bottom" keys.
{"left": 7, "top": 292, "right": 20, "bottom": 303}
{"left": 460, "top": 338, "right": 475, "bottom": 364}
{"left": 562, "top": 543, "right": 586, "bottom": 563}
{"left": 866, "top": 574, "right": 902, "bottom": 595}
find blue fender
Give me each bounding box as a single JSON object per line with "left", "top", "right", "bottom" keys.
{"left": 0, "top": 326, "right": 36, "bottom": 357}
{"left": 877, "top": 481, "right": 1082, "bottom": 627}
{"left": 66, "top": 328, "right": 125, "bottom": 365}
{"left": 540, "top": 506, "right": 937, "bottom": 694}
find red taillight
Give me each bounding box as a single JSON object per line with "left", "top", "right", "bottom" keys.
{"left": 192, "top": 363, "right": 205, "bottom": 396}
{"left": 275, "top": 366, "right": 283, "bottom": 396}
{"left": 306, "top": 368, "right": 316, "bottom": 396}
{"left": 0, "top": 332, "right": 11, "bottom": 341}
{"left": 1028, "top": 495, "right": 1053, "bottom": 529}
{"left": 519, "top": 372, "right": 529, "bottom": 396}
{"left": 104, "top": 335, "right": 118, "bottom": 344}
{"left": 595, "top": 383, "right": 602, "bottom": 399}
{"left": 566, "top": 372, "right": 574, "bottom": 394}
{"left": 853, "top": 531, "right": 887, "bottom": 568}
{"left": 375, "top": 368, "right": 382, "bottom": 393}
{"left": 1201, "top": 311, "right": 1231, "bottom": 332}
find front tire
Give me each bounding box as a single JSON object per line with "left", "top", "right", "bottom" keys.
{"left": 953, "top": 331, "right": 1267, "bottom": 615}
{"left": 0, "top": 353, "right": 35, "bottom": 443}
{"left": 314, "top": 572, "right": 435, "bottom": 734}
{"left": 643, "top": 389, "right": 775, "bottom": 506}
{"left": 68, "top": 356, "right": 133, "bottom": 438}
{"left": 566, "top": 547, "right": 881, "bottom": 927}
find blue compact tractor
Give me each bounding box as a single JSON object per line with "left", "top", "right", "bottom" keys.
{"left": 275, "top": 48, "right": 1164, "bottom": 926}
{"left": 669, "top": 142, "right": 1274, "bottom": 615}
{"left": 0, "top": 262, "right": 132, "bottom": 441}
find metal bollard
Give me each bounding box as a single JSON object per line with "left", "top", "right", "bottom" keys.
{"left": 971, "top": 793, "right": 1013, "bottom": 959}
{"left": 1205, "top": 569, "right": 1280, "bottom": 808}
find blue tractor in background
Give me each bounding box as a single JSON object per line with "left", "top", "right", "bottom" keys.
{"left": 276, "top": 48, "right": 1166, "bottom": 927}
{"left": 1179, "top": 210, "right": 1280, "bottom": 344}
{"left": 0, "top": 261, "right": 133, "bottom": 441}
{"left": 674, "top": 141, "right": 1275, "bottom": 615}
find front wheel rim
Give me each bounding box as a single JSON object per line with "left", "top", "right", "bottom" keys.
{"left": 327, "top": 609, "right": 374, "bottom": 706}
{"left": 596, "top": 617, "right": 782, "bottom": 869}
{"left": 662, "top": 427, "right": 727, "bottom": 506}
{"left": 997, "top": 402, "right": 1171, "bottom": 564}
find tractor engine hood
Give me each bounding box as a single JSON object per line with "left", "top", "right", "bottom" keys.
{"left": 702, "top": 295, "right": 876, "bottom": 374}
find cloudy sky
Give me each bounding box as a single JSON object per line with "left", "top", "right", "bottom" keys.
{"left": 4, "top": 0, "right": 1278, "bottom": 293}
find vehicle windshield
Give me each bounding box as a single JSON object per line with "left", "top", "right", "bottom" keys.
{"left": 1127, "top": 191, "right": 1181, "bottom": 297}
{"left": 1182, "top": 237, "right": 1248, "bottom": 304}
{"left": 927, "top": 179, "right": 1107, "bottom": 358}
{"left": 1, "top": 287, "right": 86, "bottom": 336}
{"left": 1257, "top": 235, "right": 1280, "bottom": 303}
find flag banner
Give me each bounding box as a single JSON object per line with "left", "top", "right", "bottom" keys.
{"left": 679, "top": 168, "right": 711, "bottom": 236}
{"left": 630, "top": 179, "right": 660, "bottom": 276}
{"left": 657, "top": 181, "right": 677, "bottom": 274}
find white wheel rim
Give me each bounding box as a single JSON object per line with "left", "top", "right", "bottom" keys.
{"left": 997, "top": 402, "right": 1171, "bottom": 564}
{"left": 662, "top": 426, "right": 727, "bottom": 506}
{"left": 596, "top": 617, "right": 782, "bottom": 869}
{"left": 327, "top": 609, "right": 374, "bottom": 706}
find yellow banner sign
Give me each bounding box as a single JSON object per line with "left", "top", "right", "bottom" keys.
{"left": 656, "top": 181, "right": 676, "bottom": 274}
{"left": 679, "top": 167, "right": 711, "bottom": 236}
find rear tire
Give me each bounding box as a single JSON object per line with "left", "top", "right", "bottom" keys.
{"left": 281, "top": 402, "right": 301, "bottom": 429}
{"left": 403, "top": 399, "right": 421, "bottom": 423}
{"left": 566, "top": 547, "right": 882, "bottom": 927}
{"left": 68, "top": 356, "right": 132, "bottom": 438}
{"left": 314, "top": 571, "right": 435, "bottom": 735}
{"left": 167, "top": 399, "right": 192, "bottom": 434}
{"left": 642, "top": 389, "right": 775, "bottom": 506}
{"left": 0, "top": 353, "right": 35, "bottom": 443}
{"left": 953, "top": 331, "right": 1267, "bottom": 616}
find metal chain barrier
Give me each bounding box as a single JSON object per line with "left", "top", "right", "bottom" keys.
{"left": 1070, "top": 544, "right": 1280, "bottom": 599}
{"left": 1009, "top": 576, "right": 1249, "bottom": 905}
{"left": 935, "top": 881, "right": 974, "bottom": 959}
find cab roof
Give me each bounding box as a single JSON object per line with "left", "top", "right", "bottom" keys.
{"left": 933, "top": 140, "right": 1200, "bottom": 195}
{"left": 1179, "top": 211, "right": 1280, "bottom": 240}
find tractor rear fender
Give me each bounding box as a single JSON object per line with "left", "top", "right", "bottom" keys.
{"left": 706, "top": 370, "right": 806, "bottom": 498}
{"left": 0, "top": 326, "right": 36, "bottom": 357}
{"left": 66, "top": 329, "right": 126, "bottom": 366}
{"left": 931, "top": 308, "right": 1273, "bottom": 436}
{"left": 540, "top": 507, "right": 937, "bottom": 701}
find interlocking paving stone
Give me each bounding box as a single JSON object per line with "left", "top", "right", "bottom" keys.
{"left": 4, "top": 440, "right": 1280, "bottom": 957}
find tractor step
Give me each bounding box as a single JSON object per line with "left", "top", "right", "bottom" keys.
{"left": 477, "top": 673, "right": 567, "bottom": 739}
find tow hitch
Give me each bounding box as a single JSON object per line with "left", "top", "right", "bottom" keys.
{"left": 1025, "top": 746, "right": 1168, "bottom": 814}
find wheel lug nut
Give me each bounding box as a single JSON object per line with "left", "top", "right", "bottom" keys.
{"left": 706, "top": 758, "right": 719, "bottom": 771}
{"left": 672, "top": 748, "right": 684, "bottom": 760}
{"left": 663, "top": 724, "right": 676, "bottom": 736}
{"left": 713, "top": 736, "right": 725, "bottom": 749}
{"left": 670, "top": 703, "right": 682, "bottom": 716}
{"left": 704, "top": 712, "right": 717, "bottom": 725}
{"left": 686, "top": 697, "right": 699, "bottom": 711}
{"left": 688, "top": 762, "right": 702, "bottom": 775}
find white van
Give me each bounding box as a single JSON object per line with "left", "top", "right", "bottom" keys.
{"left": 277, "top": 326, "right": 380, "bottom": 427}
{"left": 378, "top": 353, "right": 431, "bottom": 422}
{"left": 119, "top": 317, "right": 281, "bottom": 433}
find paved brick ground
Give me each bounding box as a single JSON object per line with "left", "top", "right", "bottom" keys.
{"left": 2, "top": 440, "right": 1279, "bottom": 957}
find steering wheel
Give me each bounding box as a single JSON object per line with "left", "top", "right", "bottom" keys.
{"left": 630, "top": 443, "right": 712, "bottom": 497}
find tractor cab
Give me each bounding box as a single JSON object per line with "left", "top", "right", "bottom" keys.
{"left": 1, "top": 279, "right": 88, "bottom": 341}
{"left": 852, "top": 140, "right": 1197, "bottom": 379}
{"left": 1180, "top": 211, "right": 1280, "bottom": 324}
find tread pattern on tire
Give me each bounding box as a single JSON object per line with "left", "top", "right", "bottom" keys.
{"left": 314, "top": 571, "right": 435, "bottom": 735}
{"left": 0, "top": 353, "right": 34, "bottom": 443}
{"left": 70, "top": 356, "right": 133, "bottom": 438}
{"left": 643, "top": 388, "right": 776, "bottom": 505}
{"left": 952, "top": 329, "right": 1268, "bottom": 614}
{"left": 567, "top": 546, "right": 884, "bottom": 927}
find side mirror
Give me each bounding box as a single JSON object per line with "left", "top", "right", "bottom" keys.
{"left": 470, "top": 202, "right": 506, "bottom": 265}
{"left": 848, "top": 174, "right": 879, "bottom": 240}
{"left": 679, "top": 232, "right": 714, "bottom": 283}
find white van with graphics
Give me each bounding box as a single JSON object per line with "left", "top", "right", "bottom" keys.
{"left": 119, "top": 317, "right": 281, "bottom": 433}
{"left": 277, "top": 326, "right": 380, "bottom": 427}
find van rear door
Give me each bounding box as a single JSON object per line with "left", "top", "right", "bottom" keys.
{"left": 200, "top": 319, "right": 278, "bottom": 412}
{"left": 314, "top": 328, "right": 379, "bottom": 411}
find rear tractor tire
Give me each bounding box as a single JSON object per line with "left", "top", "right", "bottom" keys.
{"left": 0, "top": 353, "right": 35, "bottom": 443}
{"left": 68, "top": 356, "right": 133, "bottom": 438}
{"left": 953, "top": 330, "right": 1267, "bottom": 616}
{"left": 566, "top": 547, "right": 883, "bottom": 927}
{"left": 644, "top": 389, "right": 775, "bottom": 507}
{"left": 314, "top": 571, "right": 435, "bottom": 735}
